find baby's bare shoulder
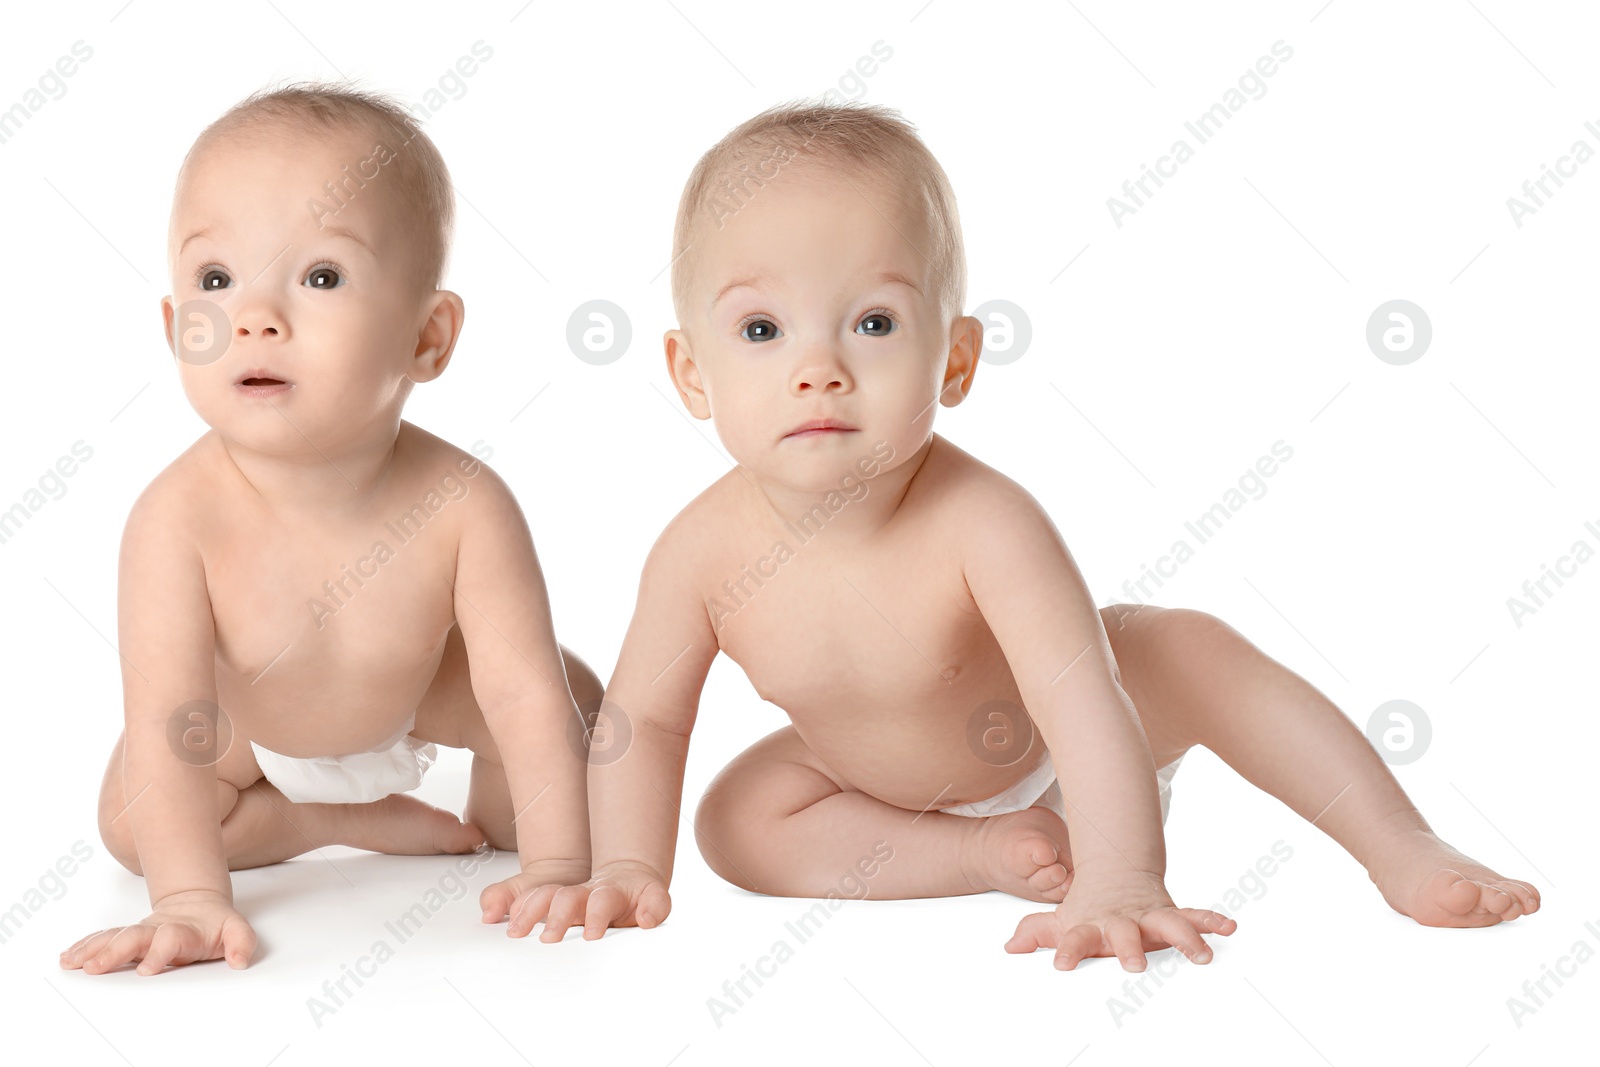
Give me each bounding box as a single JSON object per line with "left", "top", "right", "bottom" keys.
{"left": 391, "top": 422, "right": 513, "bottom": 513}
{"left": 919, "top": 435, "right": 1053, "bottom": 530}
{"left": 642, "top": 469, "right": 748, "bottom": 581}
{"left": 122, "top": 433, "right": 232, "bottom": 544}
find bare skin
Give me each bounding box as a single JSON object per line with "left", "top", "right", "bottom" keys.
{"left": 60, "top": 121, "right": 596, "bottom": 977}
{"left": 517, "top": 155, "right": 1539, "bottom": 969}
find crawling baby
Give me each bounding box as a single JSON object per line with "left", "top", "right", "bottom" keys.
{"left": 59, "top": 83, "right": 600, "bottom": 977}
{"left": 520, "top": 102, "right": 1540, "bottom": 969}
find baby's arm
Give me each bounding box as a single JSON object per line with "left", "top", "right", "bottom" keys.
{"left": 513, "top": 520, "right": 719, "bottom": 941}
{"left": 60, "top": 485, "right": 257, "bottom": 976}
{"left": 450, "top": 466, "right": 596, "bottom": 918}
{"left": 961, "top": 483, "right": 1231, "bottom": 970}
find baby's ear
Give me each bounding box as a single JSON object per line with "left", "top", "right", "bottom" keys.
{"left": 665, "top": 328, "right": 711, "bottom": 419}
{"left": 939, "top": 314, "right": 982, "bottom": 407}
{"left": 410, "top": 290, "right": 466, "bottom": 383}
{"left": 160, "top": 296, "right": 177, "bottom": 358}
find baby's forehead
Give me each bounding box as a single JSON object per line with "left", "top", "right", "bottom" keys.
{"left": 693, "top": 162, "right": 934, "bottom": 274}
{"left": 171, "top": 126, "right": 405, "bottom": 246}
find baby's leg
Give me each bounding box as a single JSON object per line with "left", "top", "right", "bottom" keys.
{"left": 1109, "top": 604, "right": 1540, "bottom": 927}
{"left": 693, "top": 726, "right": 1078, "bottom": 903}
{"left": 97, "top": 733, "right": 484, "bottom": 874}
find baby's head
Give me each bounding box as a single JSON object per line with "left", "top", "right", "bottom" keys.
{"left": 163, "top": 82, "right": 461, "bottom": 454}
{"left": 666, "top": 102, "right": 982, "bottom": 492}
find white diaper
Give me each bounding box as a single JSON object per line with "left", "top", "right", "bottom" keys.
{"left": 250, "top": 715, "right": 438, "bottom": 805}
{"left": 941, "top": 747, "right": 1185, "bottom": 826}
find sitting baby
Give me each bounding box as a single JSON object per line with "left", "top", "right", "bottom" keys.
{"left": 517, "top": 102, "right": 1540, "bottom": 971}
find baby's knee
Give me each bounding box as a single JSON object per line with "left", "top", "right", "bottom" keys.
{"left": 558, "top": 644, "right": 605, "bottom": 712}
{"left": 692, "top": 785, "right": 761, "bottom": 892}
{"left": 97, "top": 798, "right": 142, "bottom": 876}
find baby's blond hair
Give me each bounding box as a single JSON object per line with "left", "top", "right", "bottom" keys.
{"left": 671, "top": 101, "right": 965, "bottom": 324}
{"left": 172, "top": 81, "right": 455, "bottom": 293}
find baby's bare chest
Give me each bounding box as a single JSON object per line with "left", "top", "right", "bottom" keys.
{"left": 204, "top": 510, "right": 459, "bottom": 744}
{"left": 707, "top": 534, "right": 1012, "bottom": 717}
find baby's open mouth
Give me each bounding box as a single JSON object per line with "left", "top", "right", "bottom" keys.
{"left": 240, "top": 377, "right": 285, "bottom": 386}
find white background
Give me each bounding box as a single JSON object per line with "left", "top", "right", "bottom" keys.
{"left": 1, "top": 1, "right": 1594, "bottom": 1064}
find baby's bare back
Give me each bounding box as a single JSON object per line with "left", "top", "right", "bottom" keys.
{"left": 693, "top": 436, "right": 1040, "bottom": 812}
{"left": 171, "top": 422, "right": 483, "bottom": 761}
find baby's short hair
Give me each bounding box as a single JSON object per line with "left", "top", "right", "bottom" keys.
{"left": 174, "top": 81, "right": 454, "bottom": 292}
{"left": 671, "top": 101, "right": 965, "bottom": 324}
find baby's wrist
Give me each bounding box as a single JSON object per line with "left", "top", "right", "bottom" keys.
{"left": 150, "top": 886, "right": 234, "bottom": 912}
{"left": 518, "top": 857, "right": 591, "bottom": 881}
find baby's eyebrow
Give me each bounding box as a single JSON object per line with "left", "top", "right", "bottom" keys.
{"left": 709, "top": 269, "right": 920, "bottom": 311}
{"left": 711, "top": 273, "right": 769, "bottom": 310}
{"left": 319, "top": 224, "right": 376, "bottom": 255}
{"left": 875, "top": 270, "right": 921, "bottom": 295}
{"left": 176, "top": 224, "right": 375, "bottom": 257}
{"left": 178, "top": 228, "right": 213, "bottom": 254}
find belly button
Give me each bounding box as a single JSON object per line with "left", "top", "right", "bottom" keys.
{"left": 941, "top": 666, "right": 960, "bottom": 684}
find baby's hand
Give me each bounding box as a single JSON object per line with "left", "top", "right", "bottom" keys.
{"left": 479, "top": 860, "right": 593, "bottom": 938}
{"left": 59, "top": 891, "right": 256, "bottom": 976}
{"left": 493, "top": 860, "right": 672, "bottom": 942}
{"left": 1004, "top": 868, "right": 1236, "bottom": 971}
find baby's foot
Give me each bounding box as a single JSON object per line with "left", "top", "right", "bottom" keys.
{"left": 1366, "top": 827, "right": 1541, "bottom": 928}
{"left": 331, "top": 793, "right": 485, "bottom": 856}
{"left": 959, "top": 806, "right": 1073, "bottom": 903}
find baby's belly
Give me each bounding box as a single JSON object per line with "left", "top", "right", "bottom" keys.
{"left": 214, "top": 642, "right": 449, "bottom": 758}
{"left": 787, "top": 687, "right": 1047, "bottom": 813}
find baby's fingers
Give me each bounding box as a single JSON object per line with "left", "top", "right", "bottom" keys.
{"left": 221, "top": 915, "right": 257, "bottom": 969}
{"left": 479, "top": 881, "right": 519, "bottom": 924}
{"left": 1004, "top": 910, "right": 1060, "bottom": 955}
{"left": 1175, "top": 907, "right": 1237, "bottom": 936}
{"left": 540, "top": 885, "right": 596, "bottom": 943}
{"left": 507, "top": 884, "right": 561, "bottom": 939}
{"left": 635, "top": 881, "right": 672, "bottom": 930}
{"left": 1141, "top": 909, "right": 1213, "bottom": 964}
{"left": 81, "top": 925, "right": 155, "bottom": 975}
{"left": 1051, "top": 923, "right": 1107, "bottom": 971}
{"left": 582, "top": 884, "right": 632, "bottom": 939}
{"left": 135, "top": 923, "right": 202, "bottom": 976}
{"left": 59, "top": 929, "right": 115, "bottom": 969}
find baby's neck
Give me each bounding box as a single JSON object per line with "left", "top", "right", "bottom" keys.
{"left": 749, "top": 433, "right": 937, "bottom": 546}
{"left": 216, "top": 422, "right": 405, "bottom": 515}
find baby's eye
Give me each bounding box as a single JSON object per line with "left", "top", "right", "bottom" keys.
{"left": 740, "top": 318, "right": 781, "bottom": 343}
{"left": 305, "top": 265, "right": 345, "bottom": 289}
{"left": 196, "top": 267, "right": 231, "bottom": 291}
{"left": 856, "top": 312, "right": 896, "bottom": 337}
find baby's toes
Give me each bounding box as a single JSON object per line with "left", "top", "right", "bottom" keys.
{"left": 1495, "top": 879, "right": 1541, "bottom": 915}
{"left": 1425, "top": 869, "right": 1490, "bottom": 919}
{"left": 1480, "top": 883, "right": 1522, "bottom": 920}
{"left": 1028, "top": 862, "right": 1071, "bottom": 902}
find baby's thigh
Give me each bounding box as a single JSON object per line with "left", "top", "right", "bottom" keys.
{"left": 695, "top": 726, "right": 848, "bottom": 840}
